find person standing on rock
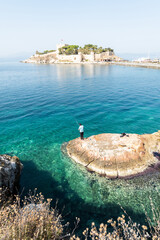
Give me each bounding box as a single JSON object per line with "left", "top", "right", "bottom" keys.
{"left": 78, "top": 123, "right": 84, "bottom": 140}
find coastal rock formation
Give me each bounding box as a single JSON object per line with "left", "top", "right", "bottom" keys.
{"left": 23, "top": 52, "right": 57, "bottom": 64}
{"left": 0, "top": 155, "right": 23, "bottom": 202}
{"left": 66, "top": 131, "right": 160, "bottom": 178}
{"left": 22, "top": 43, "right": 121, "bottom": 64}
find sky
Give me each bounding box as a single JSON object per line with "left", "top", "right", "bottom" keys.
{"left": 1, "top": 0, "right": 160, "bottom": 58}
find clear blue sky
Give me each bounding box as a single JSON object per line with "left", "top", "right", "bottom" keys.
{"left": 1, "top": 0, "right": 160, "bottom": 58}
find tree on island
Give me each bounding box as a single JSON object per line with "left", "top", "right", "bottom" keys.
{"left": 79, "top": 44, "right": 114, "bottom": 54}
{"left": 79, "top": 44, "right": 98, "bottom": 54}
{"left": 59, "top": 45, "right": 79, "bottom": 55}
{"left": 37, "top": 44, "right": 114, "bottom": 56}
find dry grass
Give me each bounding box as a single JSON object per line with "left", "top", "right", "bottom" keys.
{"left": 0, "top": 190, "right": 63, "bottom": 240}
{"left": 71, "top": 192, "right": 160, "bottom": 240}
{"left": 0, "top": 189, "right": 160, "bottom": 239}
{"left": 71, "top": 214, "right": 159, "bottom": 240}
{"left": 71, "top": 215, "right": 150, "bottom": 240}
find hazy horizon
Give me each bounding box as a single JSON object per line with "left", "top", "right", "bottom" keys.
{"left": 1, "top": 0, "right": 160, "bottom": 58}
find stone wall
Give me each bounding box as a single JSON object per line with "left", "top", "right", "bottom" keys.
{"left": 57, "top": 53, "right": 82, "bottom": 63}
{"left": 95, "top": 52, "right": 114, "bottom": 61}
{"left": 82, "top": 52, "right": 95, "bottom": 62}
{"left": 23, "top": 50, "right": 121, "bottom": 64}
{"left": 56, "top": 51, "right": 118, "bottom": 63}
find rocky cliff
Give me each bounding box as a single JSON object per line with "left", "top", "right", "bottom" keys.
{"left": 0, "top": 155, "right": 23, "bottom": 203}
{"left": 66, "top": 131, "right": 160, "bottom": 178}
{"left": 23, "top": 52, "right": 57, "bottom": 64}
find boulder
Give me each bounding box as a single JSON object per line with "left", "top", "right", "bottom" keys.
{"left": 0, "top": 155, "right": 23, "bottom": 203}
{"left": 66, "top": 131, "right": 160, "bottom": 178}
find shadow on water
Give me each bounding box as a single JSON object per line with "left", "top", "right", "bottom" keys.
{"left": 20, "top": 160, "right": 147, "bottom": 233}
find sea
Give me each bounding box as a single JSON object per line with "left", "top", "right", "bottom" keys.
{"left": 0, "top": 58, "right": 160, "bottom": 232}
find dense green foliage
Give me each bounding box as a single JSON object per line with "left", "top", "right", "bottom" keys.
{"left": 59, "top": 45, "right": 79, "bottom": 55}
{"left": 79, "top": 44, "right": 114, "bottom": 54}
{"left": 58, "top": 44, "right": 114, "bottom": 55}
{"left": 36, "top": 44, "right": 114, "bottom": 56}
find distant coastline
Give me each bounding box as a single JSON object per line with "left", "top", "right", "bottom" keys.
{"left": 112, "top": 61, "right": 160, "bottom": 69}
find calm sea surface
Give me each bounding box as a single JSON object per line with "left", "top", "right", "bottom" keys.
{"left": 0, "top": 59, "right": 160, "bottom": 230}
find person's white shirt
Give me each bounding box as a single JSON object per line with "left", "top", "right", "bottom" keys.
{"left": 78, "top": 125, "right": 84, "bottom": 133}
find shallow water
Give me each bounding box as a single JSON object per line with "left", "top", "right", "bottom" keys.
{"left": 0, "top": 60, "right": 160, "bottom": 230}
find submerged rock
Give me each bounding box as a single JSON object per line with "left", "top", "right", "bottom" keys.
{"left": 66, "top": 131, "right": 160, "bottom": 178}
{"left": 0, "top": 155, "right": 23, "bottom": 203}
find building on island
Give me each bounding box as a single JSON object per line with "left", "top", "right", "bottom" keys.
{"left": 23, "top": 43, "right": 122, "bottom": 64}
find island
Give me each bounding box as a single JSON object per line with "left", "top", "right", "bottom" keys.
{"left": 22, "top": 43, "right": 160, "bottom": 69}
{"left": 66, "top": 131, "right": 160, "bottom": 178}
{"left": 22, "top": 43, "right": 121, "bottom": 64}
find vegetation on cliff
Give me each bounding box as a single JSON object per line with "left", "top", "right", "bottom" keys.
{"left": 0, "top": 191, "right": 64, "bottom": 240}
{"left": 0, "top": 189, "right": 160, "bottom": 239}
{"left": 58, "top": 44, "right": 114, "bottom": 55}
{"left": 36, "top": 50, "right": 56, "bottom": 55}
{"left": 79, "top": 44, "right": 114, "bottom": 54}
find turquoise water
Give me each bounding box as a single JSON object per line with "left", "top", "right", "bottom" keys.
{"left": 0, "top": 60, "right": 160, "bottom": 229}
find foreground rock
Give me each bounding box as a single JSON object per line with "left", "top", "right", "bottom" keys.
{"left": 66, "top": 131, "right": 160, "bottom": 178}
{"left": 0, "top": 155, "right": 23, "bottom": 203}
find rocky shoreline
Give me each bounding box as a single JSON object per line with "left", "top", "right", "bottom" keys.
{"left": 21, "top": 49, "right": 160, "bottom": 70}
{"left": 0, "top": 155, "right": 23, "bottom": 203}
{"left": 22, "top": 57, "right": 160, "bottom": 70}
{"left": 65, "top": 131, "right": 160, "bottom": 179}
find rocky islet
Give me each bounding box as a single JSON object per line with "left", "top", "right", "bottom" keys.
{"left": 66, "top": 131, "right": 160, "bottom": 178}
